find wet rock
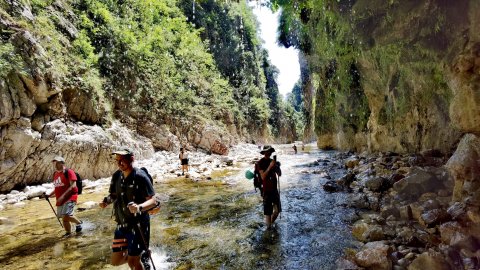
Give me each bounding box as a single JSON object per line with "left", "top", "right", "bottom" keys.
{"left": 408, "top": 251, "right": 450, "bottom": 270}
{"left": 439, "top": 221, "right": 462, "bottom": 244}
{"left": 447, "top": 202, "right": 466, "bottom": 220}
{"left": 420, "top": 209, "right": 450, "bottom": 228}
{"left": 349, "top": 193, "right": 370, "bottom": 209}
{"left": 335, "top": 258, "right": 360, "bottom": 270}
{"left": 345, "top": 157, "right": 360, "bottom": 169}
{"left": 23, "top": 186, "right": 47, "bottom": 199}
{"left": 399, "top": 205, "right": 413, "bottom": 220}
{"left": 467, "top": 209, "right": 480, "bottom": 223}
{"left": 421, "top": 199, "right": 441, "bottom": 211}
{"left": 0, "top": 217, "right": 13, "bottom": 225}
{"left": 450, "top": 232, "right": 480, "bottom": 252}
{"left": 352, "top": 221, "right": 369, "bottom": 242}
{"left": 323, "top": 180, "right": 343, "bottom": 193}
{"left": 336, "top": 172, "right": 356, "bottom": 188}
{"left": 388, "top": 173, "right": 405, "bottom": 186}
{"left": 363, "top": 225, "right": 385, "bottom": 242}
{"left": 381, "top": 206, "right": 401, "bottom": 219}
{"left": 365, "top": 176, "right": 388, "bottom": 192}
{"left": 354, "top": 241, "right": 392, "bottom": 270}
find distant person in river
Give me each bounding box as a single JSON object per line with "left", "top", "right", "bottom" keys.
{"left": 292, "top": 144, "right": 297, "bottom": 154}
{"left": 99, "top": 147, "right": 155, "bottom": 270}
{"left": 179, "top": 147, "right": 189, "bottom": 175}
{"left": 257, "top": 145, "right": 282, "bottom": 229}
{"left": 44, "top": 156, "right": 83, "bottom": 237}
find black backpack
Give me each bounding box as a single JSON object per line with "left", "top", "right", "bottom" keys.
{"left": 64, "top": 169, "right": 83, "bottom": 195}
{"left": 139, "top": 167, "right": 154, "bottom": 185}
{"left": 253, "top": 163, "right": 263, "bottom": 194}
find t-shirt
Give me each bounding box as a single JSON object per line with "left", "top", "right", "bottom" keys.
{"left": 180, "top": 152, "right": 189, "bottom": 159}
{"left": 53, "top": 169, "right": 78, "bottom": 206}
{"left": 109, "top": 168, "right": 155, "bottom": 225}
{"left": 257, "top": 157, "right": 281, "bottom": 193}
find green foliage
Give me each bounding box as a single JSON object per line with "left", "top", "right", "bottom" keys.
{"left": 0, "top": 43, "right": 23, "bottom": 77}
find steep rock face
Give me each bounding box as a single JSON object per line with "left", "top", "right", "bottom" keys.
{"left": 296, "top": 0, "right": 479, "bottom": 153}
{"left": 0, "top": 119, "right": 155, "bottom": 192}
{"left": 0, "top": 1, "right": 241, "bottom": 192}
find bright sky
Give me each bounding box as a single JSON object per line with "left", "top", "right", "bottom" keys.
{"left": 250, "top": 2, "right": 300, "bottom": 98}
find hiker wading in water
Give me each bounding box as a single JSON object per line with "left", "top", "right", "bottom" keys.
{"left": 44, "top": 156, "right": 83, "bottom": 237}
{"left": 257, "top": 145, "right": 282, "bottom": 229}
{"left": 99, "top": 147, "right": 155, "bottom": 270}
{"left": 179, "top": 147, "right": 189, "bottom": 176}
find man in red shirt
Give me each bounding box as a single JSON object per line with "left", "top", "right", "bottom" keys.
{"left": 257, "top": 145, "right": 282, "bottom": 229}
{"left": 46, "top": 156, "right": 82, "bottom": 237}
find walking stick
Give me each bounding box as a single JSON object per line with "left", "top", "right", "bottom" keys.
{"left": 136, "top": 222, "right": 157, "bottom": 270}
{"left": 129, "top": 202, "right": 157, "bottom": 270}
{"left": 45, "top": 196, "right": 64, "bottom": 228}
{"left": 277, "top": 174, "right": 281, "bottom": 220}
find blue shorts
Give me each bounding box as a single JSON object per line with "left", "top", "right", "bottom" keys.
{"left": 111, "top": 219, "right": 150, "bottom": 256}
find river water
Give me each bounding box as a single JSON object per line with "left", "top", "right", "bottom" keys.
{"left": 0, "top": 144, "right": 357, "bottom": 270}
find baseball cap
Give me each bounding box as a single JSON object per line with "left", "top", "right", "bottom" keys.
{"left": 112, "top": 146, "right": 134, "bottom": 156}
{"left": 52, "top": 156, "right": 65, "bottom": 163}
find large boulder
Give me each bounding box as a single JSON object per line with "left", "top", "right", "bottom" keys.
{"left": 354, "top": 241, "right": 392, "bottom": 270}
{"left": 445, "top": 134, "right": 480, "bottom": 202}
{"left": 393, "top": 167, "right": 445, "bottom": 201}
{"left": 408, "top": 252, "right": 450, "bottom": 270}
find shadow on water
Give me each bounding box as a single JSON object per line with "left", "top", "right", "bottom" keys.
{"left": 0, "top": 144, "right": 356, "bottom": 270}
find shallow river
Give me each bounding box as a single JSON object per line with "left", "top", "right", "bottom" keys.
{"left": 0, "top": 145, "right": 357, "bottom": 270}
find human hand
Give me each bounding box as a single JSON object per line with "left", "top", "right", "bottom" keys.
{"left": 128, "top": 202, "right": 140, "bottom": 214}
{"left": 99, "top": 202, "right": 108, "bottom": 208}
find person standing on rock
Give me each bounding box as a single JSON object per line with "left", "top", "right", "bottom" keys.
{"left": 257, "top": 145, "right": 282, "bottom": 229}
{"left": 45, "top": 156, "right": 83, "bottom": 237}
{"left": 292, "top": 144, "right": 297, "bottom": 154}
{"left": 99, "top": 147, "right": 155, "bottom": 270}
{"left": 179, "top": 147, "right": 189, "bottom": 176}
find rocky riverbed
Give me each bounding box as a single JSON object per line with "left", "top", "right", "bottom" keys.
{"left": 328, "top": 146, "right": 480, "bottom": 270}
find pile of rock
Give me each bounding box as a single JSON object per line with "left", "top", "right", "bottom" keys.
{"left": 330, "top": 134, "right": 480, "bottom": 269}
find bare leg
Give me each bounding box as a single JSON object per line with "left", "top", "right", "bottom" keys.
{"left": 265, "top": 215, "right": 272, "bottom": 229}
{"left": 111, "top": 251, "right": 128, "bottom": 266}
{"left": 62, "top": 216, "right": 71, "bottom": 233}
{"left": 271, "top": 204, "right": 279, "bottom": 224}
{"left": 127, "top": 255, "right": 144, "bottom": 270}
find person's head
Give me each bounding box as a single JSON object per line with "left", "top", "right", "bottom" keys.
{"left": 112, "top": 147, "right": 134, "bottom": 172}
{"left": 52, "top": 156, "right": 65, "bottom": 171}
{"left": 260, "top": 145, "right": 275, "bottom": 158}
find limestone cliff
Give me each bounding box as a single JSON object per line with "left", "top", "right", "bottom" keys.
{"left": 277, "top": 0, "right": 479, "bottom": 154}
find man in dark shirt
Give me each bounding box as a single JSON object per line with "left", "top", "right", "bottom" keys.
{"left": 99, "top": 147, "right": 155, "bottom": 270}
{"left": 257, "top": 145, "right": 282, "bottom": 229}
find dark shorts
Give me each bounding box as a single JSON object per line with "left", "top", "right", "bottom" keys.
{"left": 263, "top": 191, "right": 281, "bottom": 215}
{"left": 181, "top": 159, "right": 189, "bottom": 165}
{"left": 111, "top": 219, "right": 150, "bottom": 256}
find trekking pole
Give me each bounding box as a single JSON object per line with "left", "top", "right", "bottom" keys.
{"left": 45, "top": 196, "right": 64, "bottom": 228}
{"left": 129, "top": 202, "right": 157, "bottom": 270}
{"left": 136, "top": 222, "right": 157, "bottom": 270}
{"left": 278, "top": 175, "right": 281, "bottom": 220}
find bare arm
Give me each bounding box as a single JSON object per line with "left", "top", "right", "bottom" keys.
{"left": 259, "top": 160, "right": 276, "bottom": 181}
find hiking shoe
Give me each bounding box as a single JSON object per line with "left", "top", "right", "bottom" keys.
{"left": 141, "top": 250, "right": 151, "bottom": 270}
{"left": 75, "top": 221, "right": 83, "bottom": 233}
{"left": 62, "top": 232, "right": 72, "bottom": 238}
